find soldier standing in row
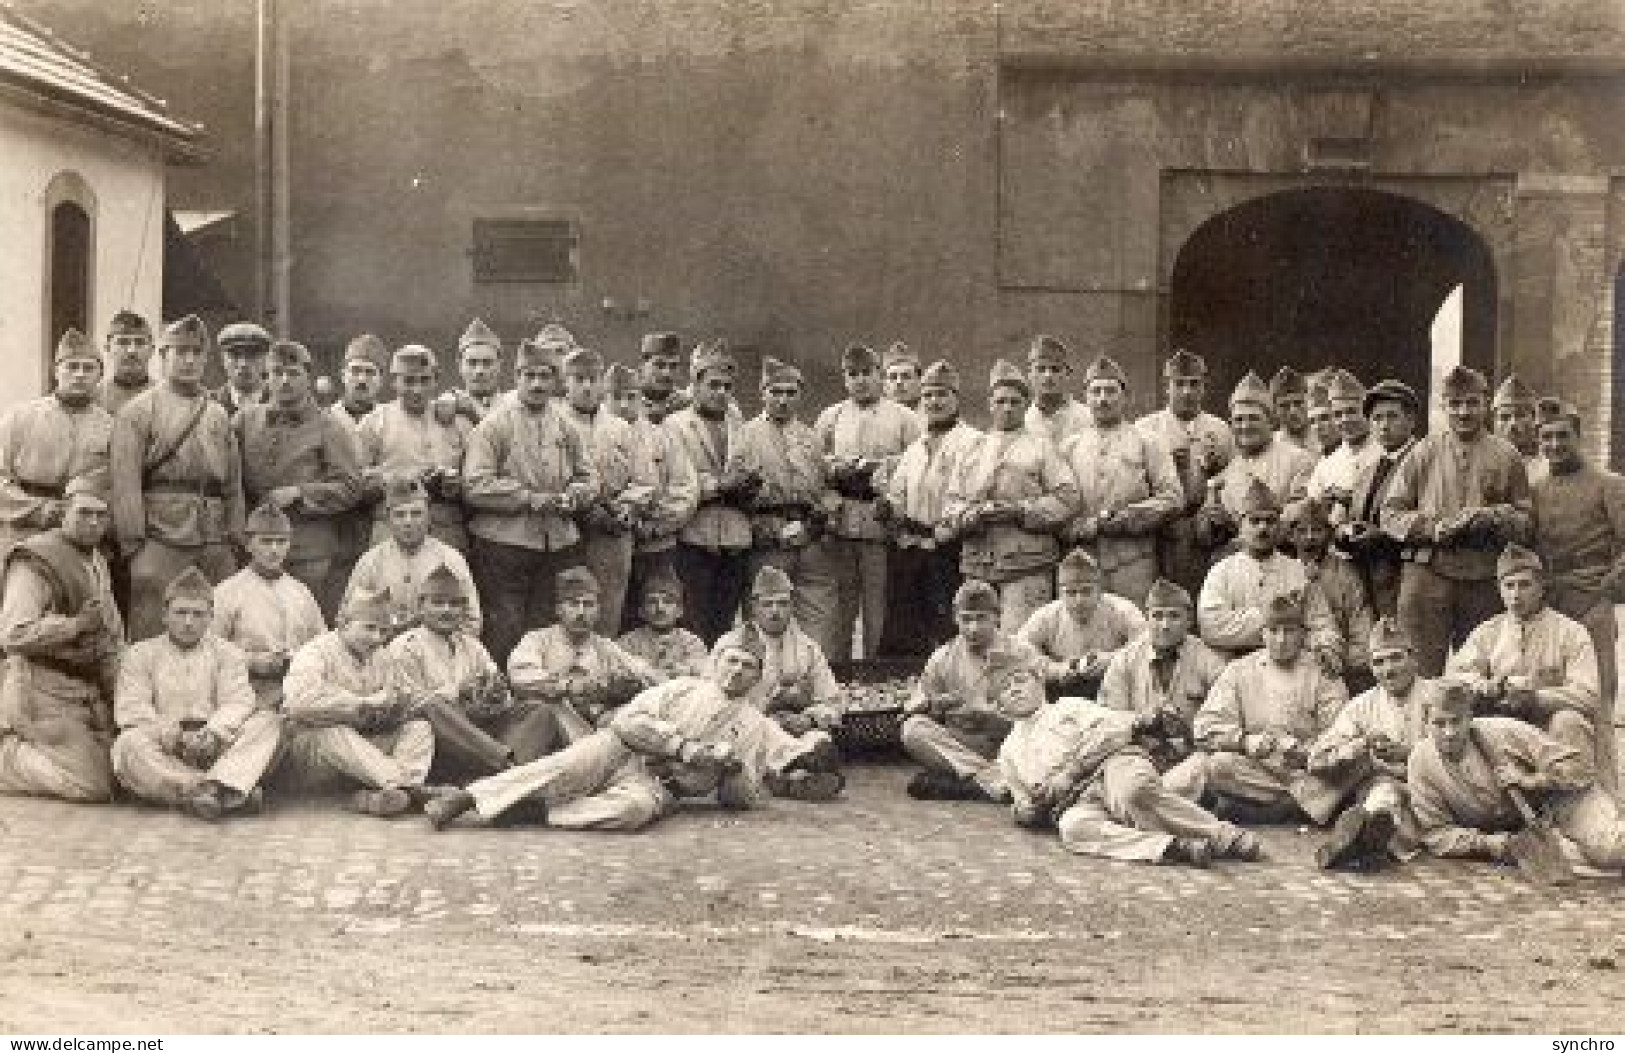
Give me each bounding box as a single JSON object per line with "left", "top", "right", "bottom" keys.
{"left": 1380, "top": 365, "right": 1531, "bottom": 676}
{"left": 1136, "top": 350, "right": 1233, "bottom": 597}
{"left": 1270, "top": 367, "right": 1311, "bottom": 453}
{"left": 99, "top": 310, "right": 154, "bottom": 418}
{"left": 463, "top": 338, "right": 598, "bottom": 664}
{"left": 942, "top": 361, "right": 1078, "bottom": 633}
{"left": 356, "top": 344, "right": 471, "bottom": 550}
{"left": 234, "top": 340, "right": 362, "bottom": 618}
{"left": 109, "top": 316, "right": 245, "bottom": 641}
{"left": 666, "top": 342, "right": 753, "bottom": 642}
{"left": 735, "top": 357, "right": 841, "bottom": 657}
{"left": 881, "top": 342, "right": 923, "bottom": 417}
{"left": 212, "top": 322, "right": 273, "bottom": 417}
{"left": 1058, "top": 353, "right": 1182, "bottom": 606}
{"left": 879, "top": 360, "right": 981, "bottom": 654}
{"left": 1337, "top": 379, "right": 1421, "bottom": 618}
{"left": 1531, "top": 402, "right": 1624, "bottom": 789}
{"left": 815, "top": 342, "right": 921, "bottom": 660}
{"left": 1024, "top": 335, "right": 1090, "bottom": 445}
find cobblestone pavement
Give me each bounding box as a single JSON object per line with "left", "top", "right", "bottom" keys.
{"left": 0, "top": 761, "right": 1620, "bottom": 1033}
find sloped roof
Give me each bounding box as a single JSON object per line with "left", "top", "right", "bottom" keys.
{"left": 0, "top": 2, "right": 205, "bottom": 162}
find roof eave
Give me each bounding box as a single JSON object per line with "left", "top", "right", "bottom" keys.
{"left": 0, "top": 73, "right": 208, "bottom": 165}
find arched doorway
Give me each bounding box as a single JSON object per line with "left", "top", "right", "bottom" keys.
{"left": 1167, "top": 187, "right": 1497, "bottom": 407}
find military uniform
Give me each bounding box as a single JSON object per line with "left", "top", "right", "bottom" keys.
{"left": 109, "top": 316, "right": 246, "bottom": 641}
{"left": 877, "top": 359, "right": 978, "bottom": 655}
{"left": 1380, "top": 366, "right": 1532, "bottom": 676}
{"left": 664, "top": 344, "right": 752, "bottom": 643}
{"left": 736, "top": 357, "right": 843, "bottom": 657}
{"left": 1058, "top": 355, "right": 1182, "bottom": 606}
{"left": 1337, "top": 380, "right": 1421, "bottom": 618}
{"left": 1024, "top": 334, "right": 1090, "bottom": 445}
{"left": 814, "top": 344, "right": 922, "bottom": 659}
{"left": 234, "top": 341, "right": 363, "bottom": 617}
{"left": 112, "top": 569, "right": 282, "bottom": 812}
{"left": 0, "top": 330, "right": 113, "bottom": 560}
{"left": 1136, "top": 351, "right": 1235, "bottom": 596}
{"left": 0, "top": 476, "right": 123, "bottom": 803}
{"left": 713, "top": 566, "right": 843, "bottom": 736}
{"left": 1017, "top": 550, "right": 1146, "bottom": 700}
{"left": 941, "top": 360, "right": 1080, "bottom": 633}
{"left": 463, "top": 340, "right": 598, "bottom": 664}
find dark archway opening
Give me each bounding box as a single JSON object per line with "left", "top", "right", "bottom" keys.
{"left": 49, "top": 200, "right": 92, "bottom": 350}
{"left": 1168, "top": 187, "right": 1497, "bottom": 409}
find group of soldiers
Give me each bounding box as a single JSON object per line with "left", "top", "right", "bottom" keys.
{"left": 0, "top": 308, "right": 1622, "bottom": 876}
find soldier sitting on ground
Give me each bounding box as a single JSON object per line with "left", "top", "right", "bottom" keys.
{"left": 1305, "top": 617, "right": 1435, "bottom": 871}
{"left": 1172, "top": 590, "right": 1351, "bottom": 826}
{"left": 1016, "top": 548, "right": 1146, "bottom": 700}
{"left": 282, "top": 586, "right": 436, "bottom": 818}
{"left": 1445, "top": 543, "right": 1601, "bottom": 771}
{"left": 505, "top": 567, "right": 664, "bottom": 757}
{"left": 713, "top": 564, "right": 842, "bottom": 736}
{"left": 902, "top": 580, "right": 1045, "bottom": 803}
{"left": 0, "top": 472, "right": 124, "bottom": 803}
{"left": 1097, "top": 577, "right": 1227, "bottom": 791}
{"left": 616, "top": 566, "right": 712, "bottom": 681}
{"left": 1408, "top": 679, "right": 1625, "bottom": 875}
{"left": 424, "top": 628, "right": 844, "bottom": 831}
{"left": 112, "top": 568, "right": 282, "bottom": 821}
{"left": 384, "top": 564, "right": 522, "bottom": 782}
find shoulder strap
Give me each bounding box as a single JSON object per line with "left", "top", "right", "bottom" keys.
{"left": 143, "top": 396, "right": 211, "bottom": 481}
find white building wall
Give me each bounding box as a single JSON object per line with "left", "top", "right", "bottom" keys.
{"left": 0, "top": 102, "right": 166, "bottom": 410}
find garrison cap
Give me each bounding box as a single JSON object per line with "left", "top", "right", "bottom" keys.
{"left": 160, "top": 315, "right": 210, "bottom": 349}
{"left": 989, "top": 359, "right": 1031, "bottom": 399}
{"left": 603, "top": 362, "right": 639, "bottom": 396}
{"left": 344, "top": 333, "right": 390, "bottom": 369}
{"left": 244, "top": 501, "right": 292, "bottom": 536}
{"left": 420, "top": 562, "right": 467, "bottom": 602}
{"left": 164, "top": 566, "right": 214, "bottom": 605}
{"left": 1027, "top": 334, "right": 1069, "bottom": 368}
{"left": 268, "top": 340, "right": 312, "bottom": 370}
{"left": 342, "top": 585, "right": 393, "bottom": 626}
{"left": 689, "top": 339, "right": 737, "bottom": 380}
{"left": 1269, "top": 367, "right": 1306, "bottom": 397}
{"left": 1144, "top": 577, "right": 1192, "bottom": 611}
{"left": 1440, "top": 365, "right": 1489, "bottom": 399}
{"left": 1493, "top": 374, "right": 1538, "bottom": 409}
{"left": 953, "top": 579, "right": 999, "bottom": 614}
{"left": 560, "top": 346, "right": 605, "bottom": 376}
{"left": 1263, "top": 589, "right": 1306, "bottom": 628}
{"left": 1368, "top": 616, "right": 1413, "bottom": 656}
{"left": 751, "top": 564, "right": 794, "bottom": 599}
{"left": 760, "top": 356, "right": 804, "bottom": 390}
{"left": 1496, "top": 542, "right": 1543, "bottom": 580}
{"left": 919, "top": 359, "right": 960, "bottom": 393}
{"left": 1162, "top": 348, "right": 1207, "bottom": 379}
{"left": 1239, "top": 477, "right": 1282, "bottom": 517}
{"left": 458, "top": 318, "right": 501, "bottom": 352}
{"left": 63, "top": 468, "right": 111, "bottom": 504}
{"left": 107, "top": 310, "right": 152, "bottom": 338}
{"left": 556, "top": 566, "right": 601, "bottom": 602}
{"left": 1083, "top": 353, "right": 1128, "bottom": 388}
{"left": 1325, "top": 369, "right": 1366, "bottom": 404}
{"left": 840, "top": 343, "right": 880, "bottom": 373}
{"left": 54, "top": 328, "right": 97, "bottom": 364}
{"left": 883, "top": 342, "right": 919, "bottom": 369}
{"left": 1057, "top": 547, "right": 1103, "bottom": 585}
{"left": 1229, "top": 371, "right": 1273, "bottom": 412}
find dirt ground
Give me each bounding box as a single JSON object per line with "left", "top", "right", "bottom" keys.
{"left": 0, "top": 762, "right": 1619, "bottom": 1034}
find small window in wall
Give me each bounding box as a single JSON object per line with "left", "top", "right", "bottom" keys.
{"left": 50, "top": 201, "right": 92, "bottom": 344}
{"left": 471, "top": 217, "right": 578, "bottom": 284}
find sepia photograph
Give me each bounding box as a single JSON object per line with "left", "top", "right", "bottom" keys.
{"left": 0, "top": 0, "right": 1622, "bottom": 1037}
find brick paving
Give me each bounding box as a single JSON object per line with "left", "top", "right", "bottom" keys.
{"left": 0, "top": 761, "right": 1619, "bottom": 946}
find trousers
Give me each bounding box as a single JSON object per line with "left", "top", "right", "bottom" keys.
{"left": 1395, "top": 563, "right": 1502, "bottom": 677}
{"left": 577, "top": 530, "right": 635, "bottom": 636}
{"left": 1548, "top": 587, "right": 1619, "bottom": 792}
{"left": 0, "top": 657, "right": 113, "bottom": 803}
{"left": 877, "top": 544, "right": 960, "bottom": 657}
{"left": 671, "top": 543, "right": 750, "bottom": 643}
{"left": 1056, "top": 752, "right": 1249, "bottom": 862}
{"left": 824, "top": 536, "right": 888, "bottom": 661}
{"left": 126, "top": 541, "right": 238, "bottom": 641}
{"left": 283, "top": 720, "right": 435, "bottom": 791}
{"left": 471, "top": 537, "right": 581, "bottom": 667}
{"left": 467, "top": 728, "right": 671, "bottom": 831}
{"left": 112, "top": 710, "right": 283, "bottom": 804}
{"left": 900, "top": 714, "right": 1006, "bottom": 796}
